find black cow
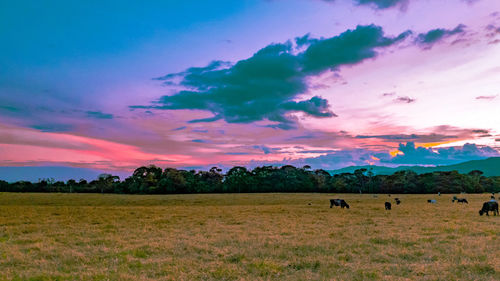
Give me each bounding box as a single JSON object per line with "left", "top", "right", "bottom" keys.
{"left": 340, "top": 200, "right": 350, "bottom": 209}
{"left": 330, "top": 199, "right": 349, "bottom": 209}
{"left": 457, "top": 198, "right": 468, "bottom": 204}
{"left": 479, "top": 201, "right": 499, "bottom": 216}
{"left": 385, "top": 202, "right": 391, "bottom": 210}
{"left": 394, "top": 198, "right": 401, "bottom": 205}
{"left": 330, "top": 199, "right": 341, "bottom": 208}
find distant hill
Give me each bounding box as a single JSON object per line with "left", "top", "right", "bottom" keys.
{"left": 0, "top": 166, "right": 130, "bottom": 183}
{"left": 329, "top": 157, "right": 500, "bottom": 177}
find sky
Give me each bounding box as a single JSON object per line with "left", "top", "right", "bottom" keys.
{"left": 1, "top": 0, "right": 500, "bottom": 176}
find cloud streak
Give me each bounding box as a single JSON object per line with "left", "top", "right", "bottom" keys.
{"left": 393, "top": 96, "right": 416, "bottom": 103}
{"left": 415, "top": 24, "right": 466, "bottom": 48}
{"left": 475, "top": 95, "right": 498, "bottom": 100}
{"left": 355, "top": 0, "right": 408, "bottom": 9}
{"left": 321, "top": 0, "right": 409, "bottom": 10}
{"left": 86, "top": 111, "right": 114, "bottom": 119}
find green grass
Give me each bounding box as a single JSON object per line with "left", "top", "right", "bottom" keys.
{"left": 0, "top": 193, "right": 499, "bottom": 280}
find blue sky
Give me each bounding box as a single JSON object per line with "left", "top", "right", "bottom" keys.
{"left": 0, "top": 0, "right": 499, "bottom": 175}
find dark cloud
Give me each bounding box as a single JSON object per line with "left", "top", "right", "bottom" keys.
{"left": 298, "top": 149, "right": 339, "bottom": 154}
{"left": 355, "top": 0, "right": 408, "bottom": 9}
{"left": 485, "top": 24, "right": 500, "bottom": 32}
{"left": 485, "top": 24, "right": 500, "bottom": 40}
{"left": 192, "top": 129, "right": 209, "bottom": 133}
{"left": 191, "top": 139, "right": 208, "bottom": 143}
{"left": 86, "top": 111, "right": 114, "bottom": 119}
{"left": 475, "top": 95, "right": 498, "bottom": 100}
{"left": 355, "top": 133, "right": 457, "bottom": 142}
{"left": 461, "top": 0, "right": 481, "bottom": 4}
{"left": 394, "top": 96, "right": 416, "bottom": 103}
{"left": 30, "top": 123, "right": 74, "bottom": 132}
{"left": 281, "top": 96, "right": 337, "bottom": 117}
{"left": 415, "top": 24, "right": 466, "bottom": 47}
{"left": 382, "top": 92, "right": 396, "bottom": 97}
{"left": 356, "top": 134, "right": 418, "bottom": 140}
{"left": 253, "top": 145, "right": 276, "bottom": 154}
{"left": 287, "top": 134, "right": 316, "bottom": 141}
{"left": 323, "top": 0, "right": 478, "bottom": 11}
{"left": 132, "top": 25, "right": 410, "bottom": 129}
{"left": 0, "top": 105, "right": 20, "bottom": 113}
{"left": 299, "top": 26, "right": 411, "bottom": 74}
{"left": 321, "top": 0, "right": 408, "bottom": 10}
{"left": 224, "top": 152, "right": 250, "bottom": 155}
{"left": 172, "top": 126, "right": 187, "bottom": 131}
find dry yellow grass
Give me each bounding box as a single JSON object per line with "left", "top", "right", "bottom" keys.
{"left": 0, "top": 193, "right": 498, "bottom": 280}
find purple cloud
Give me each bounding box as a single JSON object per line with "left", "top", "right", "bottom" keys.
{"left": 394, "top": 96, "right": 416, "bottom": 103}
{"left": 241, "top": 142, "right": 500, "bottom": 170}
{"left": 388, "top": 142, "right": 500, "bottom": 165}
{"left": 476, "top": 95, "right": 498, "bottom": 100}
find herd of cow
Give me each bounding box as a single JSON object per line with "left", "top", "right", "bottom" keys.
{"left": 329, "top": 195, "right": 499, "bottom": 216}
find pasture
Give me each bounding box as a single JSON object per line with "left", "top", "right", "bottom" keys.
{"left": 0, "top": 193, "right": 498, "bottom": 280}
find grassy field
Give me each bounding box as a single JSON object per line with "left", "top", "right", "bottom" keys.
{"left": 0, "top": 193, "right": 498, "bottom": 280}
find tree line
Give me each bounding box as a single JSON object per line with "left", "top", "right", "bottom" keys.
{"left": 0, "top": 165, "right": 499, "bottom": 194}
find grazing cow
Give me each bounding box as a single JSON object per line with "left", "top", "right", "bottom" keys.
{"left": 330, "top": 199, "right": 349, "bottom": 209}
{"left": 340, "top": 200, "right": 350, "bottom": 209}
{"left": 457, "top": 198, "right": 468, "bottom": 204}
{"left": 479, "top": 201, "right": 499, "bottom": 216}
{"left": 427, "top": 199, "right": 437, "bottom": 204}
{"left": 394, "top": 198, "right": 401, "bottom": 205}
{"left": 330, "top": 199, "right": 341, "bottom": 208}
{"left": 385, "top": 202, "right": 391, "bottom": 210}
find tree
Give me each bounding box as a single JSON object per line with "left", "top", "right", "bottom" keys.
{"left": 0, "top": 180, "right": 9, "bottom": 192}
{"left": 97, "top": 174, "right": 119, "bottom": 193}
{"left": 354, "top": 169, "right": 368, "bottom": 193}
{"left": 67, "top": 179, "right": 77, "bottom": 193}
{"left": 252, "top": 166, "right": 277, "bottom": 192}
{"left": 313, "top": 169, "right": 331, "bottom": 192}
{"left": 194, "top": 167, "right": 223, "bottom": 193}
{"left": 131, "top": 165, "right": 163, "bottom": 193}
{"left": 159, "top": 168, "right": 187, "bottom": 194}
{"left": 225, "top": 166, "right": 252, "bottom": 193}
{"left": 467, "top": 170, "right": 484, "bottom": 192}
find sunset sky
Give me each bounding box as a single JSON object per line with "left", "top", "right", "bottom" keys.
{"left": 1, "top": 0, "right": 500, "bottom": 175}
